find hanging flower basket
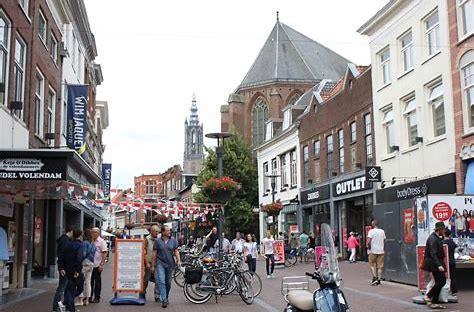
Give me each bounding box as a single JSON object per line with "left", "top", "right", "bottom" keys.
{"left": 261, "top": 201, "right": 283, "bottom": 216}
{"left": 157, "top": 214, "right": 168, "bottom": 224}
{"left": 202, "top": 176, "right": 240, "bottom": 203}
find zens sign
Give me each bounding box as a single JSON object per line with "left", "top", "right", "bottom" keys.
{"left": 333, "top": 176, "right": 372, "bottom": 197}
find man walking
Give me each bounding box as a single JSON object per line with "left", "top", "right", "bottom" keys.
{"left": 299, "top": 231, "right": 309, "bottom": 263}
{"left": 262, "top": 230, "right": 275, "bottom": 278}
{"left": 141, "top": 225, "right": 160, "bottom": 301}
{"left": 52, "top": 225, "right": 73, "bottom": 312}
{"left": 63, "top": 230, "right": 84, "bottom": 312}
{"left": 90, "top": 227, "right": 108, "bottom": 303}
{"left": 231, "top": 232, "right": 245, "bottom": 253}
{"left": 152, "top": 225, "right": 181, "bottom": 308}
{"left": 423, "top": 222, "right": 447, "bottom": 309}
{"left": 367, "top": 220, "right": 386, "bottom": 286}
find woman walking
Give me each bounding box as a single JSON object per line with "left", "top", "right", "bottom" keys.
{"left": 244, "top": 234, "right": 258, "bottom": 272}
{"left": 262, "top": 231, "right": 275, "bottom": 278}
{"left": 78, "top": 229, "right": 95, "bottom": 306}
{"left": 347, "top": 232, "right": 359, "bottom": 263}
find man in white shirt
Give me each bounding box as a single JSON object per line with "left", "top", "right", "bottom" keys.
{"left": 91, "top": 228, "right": 108, "bottom": 302}
{"left": 231, "top": 232, "right": 245, "bottom": 253}
{"left": 367, "top": 220, "right": 386, "bottom": 286}
{"left": 261, "top": 231, "right": 275, "bottom": 278}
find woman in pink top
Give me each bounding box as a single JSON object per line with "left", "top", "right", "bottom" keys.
{"left": 347, "top": 232, "right": 359, "bottom": 263}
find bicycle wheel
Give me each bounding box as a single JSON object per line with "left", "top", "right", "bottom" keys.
{"left": 285, "top": 254, "right": 297, "bottom": 267}
{"left": 243, "top": 271, "right": 262, "bottom": 297}
{"left": 237, "top": 274, "right": 254, "bottom": 305}
{"left": 183, "top": 282, "right": 212, "bottom": 304}
{"left": 173, "top": 267, "right": 185, "bottom": 287}
{"left": 223, "top": 275, "right": 237, "bottom": 295}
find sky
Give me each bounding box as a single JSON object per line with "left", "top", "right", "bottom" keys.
{"left": 83, "top": 0, "right": 386, "bottom": 189}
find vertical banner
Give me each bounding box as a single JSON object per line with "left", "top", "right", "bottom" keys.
{"left": 402, "top": 208, "right": 415, "bottom": 244}
{"left": 66, "top": 85, "right": 88, "bottom": 155}
{"left": 102, "top": 163, "right": 112, "bottom": 200}
{"left": 273, "top": 240, "right": 285, "bottom": 265}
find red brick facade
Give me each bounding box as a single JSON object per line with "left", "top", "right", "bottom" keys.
{"left": 447, "top": 0, "right": 474, "bottom": 194}
{"left": 134, "top": 174, "right": 163, "bottom": 198}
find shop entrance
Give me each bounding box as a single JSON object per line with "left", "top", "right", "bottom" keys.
{"left": 345, "top": 196, "right": 373, "bottom": 260}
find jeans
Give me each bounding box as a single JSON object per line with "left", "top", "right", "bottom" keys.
{"left": 349, "top": 248, "right": 357, "bottom": 262}
{"left": 91, "top": 267, "right": 102, "bottom": 300}
{"left": 53, "top": 274, "right": 68, "bottom": 311}
{"left": 64, "top": 274, "right": 84, "bottom": 312}
{"left": 449, "top": 263, "right": 457, "bottom": 294}
{"left": 247, "top": 257, "right": 256, "bottom": 272}
{"left": 156, "top": 263, "right": 173, "bottom": 303}
{"left": 265, "top": 254, "right": 275, "bottom": 275}
{"left": 141, "top": 267, "right": 160, "bottom": 299}
{"left": 426, "top": 270, "right": 446, "bottom": 304}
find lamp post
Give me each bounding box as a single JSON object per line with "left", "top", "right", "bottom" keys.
{"left": 265, "top": 174, "right": 280, "bottom": 234}
{"left": 205, "top": 132, "right": 232, "bottom": 259}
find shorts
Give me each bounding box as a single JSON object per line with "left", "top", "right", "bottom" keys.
{"left": 369, "top": 253, "right": 384, "bottom": 268}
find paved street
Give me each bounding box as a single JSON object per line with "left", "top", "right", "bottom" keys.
{"left": 3, "top": 256, "right": 473, "bottom": 312}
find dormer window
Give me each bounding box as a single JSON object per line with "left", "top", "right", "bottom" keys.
{"left": 283, "top": 108, "right": 291, "bottom": 130}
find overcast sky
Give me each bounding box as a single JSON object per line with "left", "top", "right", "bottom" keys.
{"left": 83, "top": 0, "right": 386, "bottom": 189}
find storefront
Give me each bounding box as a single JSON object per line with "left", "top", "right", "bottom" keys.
{"left": 0, "top": 149, "right": 103, "bottom": 294}
{"left": 374, "top": 172, "right": 456, "bottom": 285}
{"left": 280, "top": 203, "right": 299, "bottom": 235}
{"left": 300, "top": 183, "right": 331, "bottom": 239}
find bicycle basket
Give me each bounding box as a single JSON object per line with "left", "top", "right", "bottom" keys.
{"left": 184, "top": 267, "right": 203, "bottom": 284}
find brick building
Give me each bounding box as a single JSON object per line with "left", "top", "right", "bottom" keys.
{"left": 298, "top": 65, "right": 374, "bottom": 257}
{"left": 134, "top": 174, "right": 163, "bottom": 199}
{"left": 162, "top": 164, "right": 184, "bottom": 200}
{"left": 447, "top": 0, "right": 474, "bottom": 193}
{"left": 220, "top": 16, "right": 349, "bottom": 149}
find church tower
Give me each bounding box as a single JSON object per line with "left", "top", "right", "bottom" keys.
{"left": 183, "top": 94, "right": 204, "bottom": 175}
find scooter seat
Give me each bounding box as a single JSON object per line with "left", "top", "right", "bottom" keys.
{"left": 287, "top": 290, "right": 313, "bottom": 311}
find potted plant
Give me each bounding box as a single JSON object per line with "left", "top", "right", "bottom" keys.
{"left": 261, "top": 200, "right": 283, "bottom": 216}
{"left": 202, "top": 176, "right": 240, "bottom": 203}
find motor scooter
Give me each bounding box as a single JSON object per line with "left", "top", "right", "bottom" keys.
{"left": 281, "top": 223, "right": 349, "bottom": 312}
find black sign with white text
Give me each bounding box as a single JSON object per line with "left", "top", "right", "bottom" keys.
{"left": 332, "top": 176, "right": 372, "bottom": 197}
{"left": 0, "top": 157, "right": 67, "bottom": 180}
{"left": 300, "top": 184, "right": 331, "bottom": 205}
{"left": 365, "top": 166, "right": 382, "bottom": 182}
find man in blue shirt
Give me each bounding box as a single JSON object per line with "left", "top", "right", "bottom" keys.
{"left": 151, "top": 225, "right": 181, "bottom": 308}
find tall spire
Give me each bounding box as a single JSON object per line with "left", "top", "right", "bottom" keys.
{"left": 276, "top": 11, "right": 279, "bottom": 22}
{"left": 189, "top": 94, "right": 199, "bottom": 126}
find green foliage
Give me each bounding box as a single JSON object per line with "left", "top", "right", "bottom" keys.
{"left": 194, "top": 129, "right": 258, "bottom": 235}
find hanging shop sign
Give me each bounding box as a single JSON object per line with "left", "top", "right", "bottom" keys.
{"left": 0, "top": 157, "right": 66, "bottom": 180}
{"left": 365, "top": 166, "right": 382, "bottom": 182}
{"left": 101, "top": 163, "right": 112, "bottom": 200}
{"left": 332, "top": 176, "right": 372, "bottom": 197}
{"left": 66, "top": 84, "right": 89, "bottom": 155}
{"left": 300, "top": 184, "right": 330, "bottom": 205}
{"left": 376, "top": 173, "right": 456, "bottom": 203}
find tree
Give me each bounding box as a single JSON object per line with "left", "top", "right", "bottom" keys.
{"left": 194, "top": 130, "right": 258, "bottom": 236}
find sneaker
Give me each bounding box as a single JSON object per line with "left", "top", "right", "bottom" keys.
{"left": 271, "top": 273, "right": 275, "bottom": 278}
{"left": 376, "top": 279, "right": 381, "bottom": 285}
{"left": 91, "top": 298, "right": 100, "bottom": 304}
{"left": 370, "top": 277, "right": 378, "bottom": 286}
{"left": 154, "top": 297, "right": 160, "bottom": 303}
{"left": 266, "top": 275, "right": 271, "bottom": 279}
{"left": 58, "top": 302, "right": 66, "bottom": 312}
{"left": 428, "top": 303, "right": 446, "bottom": 309}
{"left": 162, "top": 301, "right": 168, "bottom": 308}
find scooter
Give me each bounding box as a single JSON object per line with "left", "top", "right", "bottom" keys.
{"left": 282, "top": 223, "right": 349, "bottom": 312}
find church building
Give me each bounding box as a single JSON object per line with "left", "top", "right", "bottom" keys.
{"left": 183, "top": 94, "right": 204, "bottom": 176}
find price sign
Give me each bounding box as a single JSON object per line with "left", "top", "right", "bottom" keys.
{"left": 432, "top": 202, "right": 452, "bottom": 222}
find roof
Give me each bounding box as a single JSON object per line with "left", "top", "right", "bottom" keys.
{"left": 238, "top": 20, "right": 350, "bottom": 90}
{"left": 357, "top": 0, "right": 403, "bottom": 35}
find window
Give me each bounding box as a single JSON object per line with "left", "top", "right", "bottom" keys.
{"left": 72, "top": 32, "right": 77, "bottom": 69}
{"left": 0, "top": 13, "right": 10, "bottom": 106}
{"left": 290, "top": 150, "right": 297, "bottom": 187}
{"left": 379, "top": 47, "right": 391, "bottom": 85}
{"left": 271, "top": 158, "right": 277, "bottom": 175}
{"left": 252, "top": 99, "right": 268, "bottom": 147}
{"left": 313, "top": 140, "right": 320, "bottom": 159}
{"left": 338, "top": 130, "right": 344, "bottom": 173}
{"left": 280, "top": 154, "right": 287, "bottom": 188}
{"left": 35, "top": 71, "right": 45, "bottom": 136}
{"left": 18, "top": 0, "right": 29, "bottom": 14}
{"left": 13, "top": 37, "right": 26, "bottom": 119}
{"left": 403, "top": 96, "right": 418, "bottom": 146}
{"left": 462, "top": 61, "right": 474, "bottom": 127}
{"left": 427, "top": 82, "right": 445, "bottom": 136}
{"left": 364, "top": 114, "right": 373, "bottom": 162}
{"left": 327, "top": 135, "right": 334, "bottom": 178}
{"left": 146, "top": 181, "right": 157, "bottom": 194}
{"left": 38, "top": 10, "right": 47, "bottom": 43}
{"left": 382, "top": 108, "right": 395, "bottom": 153}
{"left": 283, "top": 109, "right": 291, "bottom": 130}
{"left": 350, "top": 122, "right": 357, "bottom": 143}
{"left": 400, "top": 30, "right": 413, "bottom": 72}
{"left": 50, "top": 33, "right": 57, "bottom": 62}
{"left": 46, "top": 87, "right": 56, "bottom": 138}
{"left": 458, "top": 0, "right": 473, "bottom": 37}
{"left": 265, "top": 121, "right": 272, "bottom": 141}
{"left": 263, "top": 162, "right": 269, "bottom": 192}
{"left": 425, "top": 11, "right": 440, "bottom": 56}
{"left": 303, "top": 145, "right": 309, "bottom": 162}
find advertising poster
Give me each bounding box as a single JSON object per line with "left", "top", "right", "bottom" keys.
{"left": 416, "top": 245, "right": 450, "bottom": 291}
{"left": 66, "top": 85, "right": 89, "bottom": 155}
{"left": 402, "top": 208, "right": 415, "bottom": 244}
{"left": 315, "top": 246, "right": 328, "bottom": 269}
{"left": 416, "top": 197, "right": 430, "bottom": 245}
{"left": 113, "top": 239, "right": 145, "bottom": 293}
{"left": 274, "top": 240, "right": 285, "bottom": 265}
{"left": 289, "top": 225, "right": 299, "bottom": 234}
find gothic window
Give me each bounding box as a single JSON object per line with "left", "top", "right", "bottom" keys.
{"left": 252, "top": 98, "right": 268, "bottom": 147}
{"left": 287, "top": 93, "right": 300, "bottom": 106}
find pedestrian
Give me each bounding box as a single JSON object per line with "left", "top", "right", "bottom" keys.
{"left": 152, "top": 225, "right": 181, "bottom": 308}
{"left": 422, "top": 222, "right": 447, "bottom": 309}
{"left": 63, "top": 230, "right": 84, "bottom": 312}
{"left": 367, "top": 220, "right": 386, "bottom": 286}
{"left": 309, "top": 232, "right": 316, "bottom": 250}
{"left": 216, "top": 233, "right": 231, "bottom": 254}
{"left": 52, "top": 225, "right": 73, "bottom": 312}
{"left": 77, "top": 229, "right": 95, "bottom": 306}
{"left": 442, "top": 228, "right": 457, "bottom": 298}
{"left": 347, "top": 232, "right": 359, "bottom": 263}
{"left": 141, "top": 225, "right": 160, "bottom": 301}
{"left": 205, "top": 227, "right": 218, "bottom": 255}
{"left": 289, "top": 233, "right": 300, "bottom": 258}
{"left": 231, "top": 232, "right": 245, "bottom": 253}
{"left": 262, "top": 230, "right": 275, "bottom": 279}
{"left": 244, "top": 233, "right": 258, "bottom": 272}
{"left": 299, "top": 231, "right": 309, "bottom": 263}
{"left": 90, "top": 227, "right": 108, "bottom": 303}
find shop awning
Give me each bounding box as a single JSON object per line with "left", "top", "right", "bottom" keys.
{"left": 282, "top": 204, "right": 298, "bottom": 214}
{"left": 465, "top": 160, "right": 474, "bottom": 194}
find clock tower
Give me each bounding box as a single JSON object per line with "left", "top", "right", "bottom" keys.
{"left": 183, "top": 94, "right": 204, "bottom": 175}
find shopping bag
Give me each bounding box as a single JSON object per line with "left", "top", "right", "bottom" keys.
{"left": 439, "top": 280, "right": 449, "bottom": 303}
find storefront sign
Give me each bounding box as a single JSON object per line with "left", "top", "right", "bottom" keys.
{"left": 365, "top": 166, "right": 381, "bottom": 182}
{"left": 333, "top": 176, "right": 371, "bottom": 197}
{"left": 113, "top": 239, "right": 145, "bottom": 293}
{"left": 402, "top": 208, "right": 415, "bottom": 244}
{"left": 274, "top": 240, "right": 285, "bottom": 265}
{"left": 66, "top": 85, "right": 89, "bottom": 155}
{"left": 376, "top": 173, "right": 456, "bottom": 203}
{"left": 300, "top": 184, "right": 330, "bottom": 205}
{"left": 101, "top": 163, "right": 112, "bottom": 200}
{"left": 0, "top": 157, "right": 66, "bottom": 180}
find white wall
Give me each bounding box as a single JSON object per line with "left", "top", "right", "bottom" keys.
{"left": 0, "top": 107, "right": 29, "bottom": 148}
{"left": 367, "top": 0, "right": 455, "bottom": 183}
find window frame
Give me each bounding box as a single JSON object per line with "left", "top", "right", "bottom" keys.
{"left": 46, "top": 86, "right": 56, "bottom": 140}
{"left": 426, "top": 79, "right": 445, "bottom": 137}
{"left": 402, "top": 95, "right": 418, "bottom": 147}
{"left": 18, "top": 0, "right": 29, "bottom": 15}
{"left": 13, "top": 35, "right": 26, "bottom": 120}
{"left": 290, "top": 150, "right": 297, "bottom": 187}
{"left": 326, "top": 134, "right": 334, "bottom": 178}
{"left": 379, "top": 46, "right": 391, "bottom": 85}
{"left": 280, "top": 154, "right": 287, "bottom": 188}
{"left": 364, "top": 114, "right": 373, "bottom": 162}
{"left": 252, "top": 98, "right": 269, "bottom": 147}
{"left": 461, "top": 60, "right": 474, "bottom": 129}
{"left": 382, "top": 107, "right": 395, "bottom": 154}
{"left": 338, "top": 129, "right": 344, "bottom": 173}
{"left": 282, "top": 108, "right": 291, "bottom": 130}
{"left": 350, "top": 121, "right": 357, "bottom": 143}
{"left": 458, "top": 0, "right": 474, "bottom": 38}
{"left": 313, "top": 140, "right": 320, "bottom": 159}
{"left": 50, "top": 32, "right": 58, "bottom": 62}
{"left": 0, "top": 11, "right": 11, "bottom": 107}
{"left": 263, "top": 162, "right": 269, "bottom": 193}
{"left": 34, "top": 69, "right": 45, "bottom": 137}
{"left": 38, "top": 10, "right": 47, "bottom": 45}
{"left": 424, "top": 9, "right": 440, "bottom": 57}
{"left": 399, "top": 29, "right": 414, "bottom": 73}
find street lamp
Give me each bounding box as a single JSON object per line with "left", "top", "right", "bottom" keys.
{"left": 205, "top": 132, "right": 233, "bottom": 259}
{"left": 265, "top": 173, "right": 280, "bottom": 233}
